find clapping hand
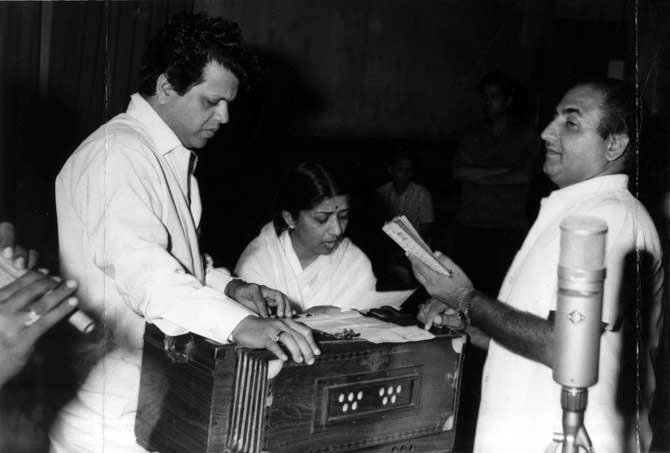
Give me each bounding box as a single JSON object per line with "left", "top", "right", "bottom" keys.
{"left": 0, "top": 271, "right": 79, "bottom": 386}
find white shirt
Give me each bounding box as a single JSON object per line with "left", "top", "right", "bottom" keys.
{"left": 376, "top": 181, "right": 434, "bottom": 227}
{"left": 50, "top": 94, "right": 255, "bottom": 453}
{"left": 474, "top": 174, "right": 663, "bottom": 453}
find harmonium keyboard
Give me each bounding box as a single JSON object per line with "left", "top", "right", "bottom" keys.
{"left": 135, "top": 321, "right": 466, "bottom": 453}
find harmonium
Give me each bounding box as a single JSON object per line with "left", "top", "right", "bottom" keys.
{"left": 135, "top": 319, "right": 466, "bottom": 453}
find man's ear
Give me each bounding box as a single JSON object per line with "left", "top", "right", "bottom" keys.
{"left": 155, "top": 73, "right": 176, "bottom": 104}
{"left": 605, "top": 133, "right": 629, "bottom": 162}
{"left": 282, "top": 211, "right": 296, "bottom": 229}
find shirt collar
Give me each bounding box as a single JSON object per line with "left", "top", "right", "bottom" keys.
{"left": 126, "top": 93, "right": 183, "bottom": 156}
{"left": 544, "top": 174, "right": 629, "bottom": 207}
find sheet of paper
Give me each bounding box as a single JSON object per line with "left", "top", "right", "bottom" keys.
{"left": 298, "top": 309, "right": 434, "bottom": 344}
{"left": 382, "top": 215, "right": 453, "bottom": 276}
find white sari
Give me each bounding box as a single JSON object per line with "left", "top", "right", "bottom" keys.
{"left": 235, "top": 222, "right": 377, "bottom": 311}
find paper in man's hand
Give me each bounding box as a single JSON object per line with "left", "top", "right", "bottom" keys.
{"left": 382, "top": 216, "right": 453, "bottom": 277}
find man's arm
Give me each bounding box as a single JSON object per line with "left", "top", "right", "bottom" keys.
{"left": 62, "top": 145, "right": 252, "bottom": 341}
{"left": 452, "top": 134, "right": 508, "bottom": 182}
{"left": 454, "top": 128, "right": 541, "bottom": 185}
{"left": 61, "top": 144, "right": 319, "bottom": 362}
{"left": 463, "top": 290, "right": 552, "bottom": 366}
{"left": 412, "top": 253, "right": 553, "bottom": 368}
{"left": 479, "top": 129, "right": 542, "bottom": 185}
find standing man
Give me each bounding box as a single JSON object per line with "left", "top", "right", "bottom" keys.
{"left": 413, "top": 79, "right": 663, "bottom": 452}
{"left": 450, "top": 72, "right": 540, "bottom": 450}
{"left": 452, "top": 72, "right": 540, "bottom": 295}
{"left": 51, "top": 13, "right": 320, "bottom": 453}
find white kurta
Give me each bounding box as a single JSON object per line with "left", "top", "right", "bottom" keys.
{"left": 51, "top": 94, "right": 255, "bottom": 453}
{"left": 474, "top": 175, "right": 663, "bottom": 453}
{"left": 235, "top": 222, "right": 377, "bottom": 310}
{"left": 376, "top": 181, "right": 434, "bottom": 228}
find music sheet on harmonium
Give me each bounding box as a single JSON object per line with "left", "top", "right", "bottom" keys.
{"left": 299, "top": 307, "right": 435, "bottom": 344}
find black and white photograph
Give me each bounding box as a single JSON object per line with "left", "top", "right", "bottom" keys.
{"left": 0, "top": 1, "right": 668, "bottom": 452}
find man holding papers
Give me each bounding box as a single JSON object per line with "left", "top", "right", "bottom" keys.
{"left": 408, "top": 79, "right": 663, "bottom": 452}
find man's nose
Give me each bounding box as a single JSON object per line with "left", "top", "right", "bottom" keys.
{"left": 541, "top": 118, "right": 558, "bottom": 142}
{"left": 214, "top": 102, "right": 229, "bottom": 124}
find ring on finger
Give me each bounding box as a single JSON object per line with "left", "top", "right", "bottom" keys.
{"left": 23, "top": 308, "right": 41, "bottom": 327}
{"left": 271, "top": 331, "right": 284, "bottom": 343}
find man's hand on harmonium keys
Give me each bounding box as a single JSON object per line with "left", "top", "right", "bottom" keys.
{"left": 226, "top": 279, "right": 319, "bottom": 364}
{"left": 230, "top": 316, "right": 321, "bottom": 365}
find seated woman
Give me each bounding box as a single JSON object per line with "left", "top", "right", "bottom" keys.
{"left": 235, "top": 162, "right": 376, "bottom": 312}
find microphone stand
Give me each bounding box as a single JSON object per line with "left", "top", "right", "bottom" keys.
{"left": 547, "top": 388, "right": 593, "bottom": 453}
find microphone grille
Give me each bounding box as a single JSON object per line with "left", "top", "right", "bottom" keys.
{"left": 559, "top": 215, "right": 607, "bottom": 270}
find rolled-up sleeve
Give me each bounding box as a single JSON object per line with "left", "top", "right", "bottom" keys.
{"left": 79, "top": 143, "right": 254, "bottom": 344}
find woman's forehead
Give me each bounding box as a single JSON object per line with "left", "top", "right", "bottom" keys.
{"left": 311, "top": 195, "right": 350, "bottom": 212}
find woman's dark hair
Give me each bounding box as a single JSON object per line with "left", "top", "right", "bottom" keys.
{"left": 138, "top": 12, "right": 258, "bottom": 97}
{"left": 274, "top": 162, "right": 350, "bottom": 232}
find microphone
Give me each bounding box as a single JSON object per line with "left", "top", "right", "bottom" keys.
{"left": 551, "top": 215, "right": 607, "bottom": 453}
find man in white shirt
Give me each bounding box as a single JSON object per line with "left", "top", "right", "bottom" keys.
{"left": 51, "top": 13, "right": 320, "bottom": 453}
{"left": 411, "top": 79, "right": 663, "bottom": 452}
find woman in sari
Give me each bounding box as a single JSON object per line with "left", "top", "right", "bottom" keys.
{"left": 235, "top": 162, "right": 376, "bottom": 312}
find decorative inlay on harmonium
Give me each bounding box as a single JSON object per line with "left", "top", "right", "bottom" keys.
{"left": 135, "top": 321, "right": 466, "bottom": 453}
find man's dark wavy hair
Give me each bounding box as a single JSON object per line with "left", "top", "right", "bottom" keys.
{"left": 138, "top": 12, "right": 258, "bottom": 96}
{"left": 576, "top": 78, "right": 635, "bottom": 142}
{"left": 574, "top": 78, "right": 637, "bottom": 168}
{"left": 478, "top": 71, "right": 514, "bottom": 98}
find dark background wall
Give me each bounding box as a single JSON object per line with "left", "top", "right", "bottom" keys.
{"left": 0, "top": 0, "right": 637, "bottom": 267}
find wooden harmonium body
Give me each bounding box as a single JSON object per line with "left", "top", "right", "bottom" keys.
{"left": 135, "top": 323, "right": 466, "bottom": 453}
